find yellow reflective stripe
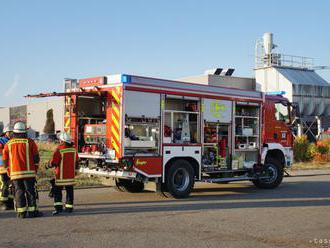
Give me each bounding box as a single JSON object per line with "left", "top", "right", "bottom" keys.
{"left": 112, "top": 141, "right": 119, "bottom": 154}
{"left": 56, "top": 178, "right": 75, "bottom": 182}
{"left": 58, "top": 148, "right": 76, "bottom": 180}
{"left": 113, "top": 106, "right": 120, "bottom": 117}
{"left": 112, "top": 115, "right": 120, "bottom": 129}
{"left": 56, "top": 179, "right": 75, "bottom": 184}
{"left": 55, "top": 181, "right": 76, "bottom": 186}
{"left": 26, "top": 142, "right": 30, "bottom": 171}
{"left": 16, "top": 207, "right": 26, "bottom": 213}
{"left": 7, "top": 139, "right": 28, "bottom": 145}
{"left": 54, "top": 202, "right": 63, "bottom": 206}
{"left": 27, "top": 206, "right": 36, "bottom": 212}
{"left": 112, "top": 91, "right": 121, "bottom": 104}
{"left": 8, "top": 143, "right": 13, "bottom": 173}
{"left": 60, "top": 157, "right": 63, "bottom": 180}
{"left": 0, "top": 196, "right": 8, "bottom": 201}
{"left": 8, "top": 139, "right": 31, "bottom": 174}
{"left": 11, "top": 174, "right": 36, "bottom": 180}
{"left": 10, "top": 170, "right": 36, "bottom": 175}
{"left": 116, "top": 86, "right": 121, "bottom": 95}
{"left": 59, "top": 148, "right": 76, "bottom": 153}
{"left": 73, "top": 150, "right": 76, "bottom": 168}
{"left": 65, "top": 204, "right": 73, "bottom": 208}
{"left": 111, "top": 126, "right": 120, "bottom": 142}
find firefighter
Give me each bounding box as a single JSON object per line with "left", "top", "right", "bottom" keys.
{"left": 47, "top": 132, "right": 78, "bottom": 216}
{"left": 2, "top": 122, "right": 43, "bottom": 218}
{"left": 0, "top": 125, "right": 14, "bottom": 210}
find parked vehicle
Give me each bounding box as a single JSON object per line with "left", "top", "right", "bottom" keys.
{"left": 27, "top": 74, "right": 295, "bottom": 198}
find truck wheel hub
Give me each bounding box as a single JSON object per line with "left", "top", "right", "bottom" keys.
{"left": 173, "top": 168, "right": 189, "bottom": 192}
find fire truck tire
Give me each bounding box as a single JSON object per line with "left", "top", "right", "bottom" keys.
{"left": 253, "top": 158, "right": 283, "bottom": 189}
{"left": 115, "top": 179, "right": 144, "bottom": 193}
{"left": 165, "top": 159, "right": 195, "bottom": 198}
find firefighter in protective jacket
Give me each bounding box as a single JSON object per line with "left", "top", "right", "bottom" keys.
{"left": 0, "top": 125, "right": 14, "bottom": 210}
{"left": 48, "top": 132, "right": 78, "bottom": 215}
{"left": 2, "top": 122, "right": 42, "bottom": 218}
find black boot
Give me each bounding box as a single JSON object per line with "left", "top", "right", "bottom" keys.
{"left": 52, "top": 206, "right": 63, "bottom": 216}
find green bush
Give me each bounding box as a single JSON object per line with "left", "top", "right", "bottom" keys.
{"left": 293, "top": 135, "right": 313, "bottom": 162}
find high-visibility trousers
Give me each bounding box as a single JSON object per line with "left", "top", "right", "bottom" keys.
{"left": 54, "top": 185, "right": 74, "bottom": 210}
{"left": 12, "top": 178, "right": 37, "bottom": 213}
{"left": 0, "top": 173, "right": 12, "bottom": 203}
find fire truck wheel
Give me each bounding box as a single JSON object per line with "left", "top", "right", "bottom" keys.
{"left": 115, "top": 179, "right": 144, "bottom": 193}
{"left": 165, "top": 159, "right": 195, "bottom": 198}
{"left": 253, "top": 158, "right": 283, "bottom": 189}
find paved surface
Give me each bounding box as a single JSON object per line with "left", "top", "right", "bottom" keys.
{"left": 1, "top": 172, "right": 330, "bottom": 248}
{"left": 288, "top": 169, "right": 330, "bottom": 177}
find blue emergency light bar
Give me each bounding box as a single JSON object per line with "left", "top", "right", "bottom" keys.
{"left": 121, "top": 74, "right": 131, "bottom": 83}
{"left": 266, "top": 91, "right": 286, "bottom": 96}
{"left": 107, "top": 74, "right": 132, "bottom": 84}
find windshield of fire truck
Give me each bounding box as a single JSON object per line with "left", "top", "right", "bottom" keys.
{"left": 275, "top": 102, "right": 289, "bottom": 123}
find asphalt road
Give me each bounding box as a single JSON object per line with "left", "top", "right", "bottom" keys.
{"left": 1, "top": 172, "right": 330, "bottom": 248}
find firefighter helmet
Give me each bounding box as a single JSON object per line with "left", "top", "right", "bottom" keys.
{"left": 13, "top": 122, "right": 27, "bottom": 133}
{"left": 3, "top": 124, "right": 13, "bottom": 133}
{"left": 58, "top": 132, "right": 72, "bottom": 143}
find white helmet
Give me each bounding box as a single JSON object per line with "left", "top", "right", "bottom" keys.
{"left": 58, "top": 132, "right": 72, "bottom": 143}
{"left": 3, "top": 125, "right": 13, "bottom": 133}
{"left": 13, "top": 122, "right": 27, "bottom": 133}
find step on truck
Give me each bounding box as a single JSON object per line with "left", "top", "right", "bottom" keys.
{"left": 27, "top": 74, "right": 295, "bottom": 198}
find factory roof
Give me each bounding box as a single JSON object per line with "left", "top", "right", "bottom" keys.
{"left": 276, "top": 67, "right": 329, "bottom": 86}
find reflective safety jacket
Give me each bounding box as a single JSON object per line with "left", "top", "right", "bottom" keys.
{"left": 0, "top": 137, "right": 9, "bottom": 174}
{"left": 51, "top": 144, "right": 78, "bottom": 186}
{"left": 2, "top": 138, "right": 39, "bottom": 180}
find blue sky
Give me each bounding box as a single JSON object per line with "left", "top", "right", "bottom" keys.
{"left": 1, "top": 0, "right": 329, "bottom": 106}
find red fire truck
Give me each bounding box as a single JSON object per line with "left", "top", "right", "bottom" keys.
{"left": 28, "top": 74, "right": 294, "bottom": 198}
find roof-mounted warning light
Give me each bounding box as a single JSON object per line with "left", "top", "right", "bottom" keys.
{"left": 266, "top": 91, "right": 286, "bottom": 96}
{"left": 107, "top": 74, "right": 131, "bottom": 84}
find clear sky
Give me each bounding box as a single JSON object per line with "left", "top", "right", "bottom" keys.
{"left": 1, "top": 0, "right": 329, "bottom": 106}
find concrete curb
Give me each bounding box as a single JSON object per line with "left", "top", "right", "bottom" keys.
{"left": 285, "top": 169, "right": 330, "bottom": 177}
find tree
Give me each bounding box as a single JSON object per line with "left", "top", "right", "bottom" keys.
{"left": 43, "top": 109, "right": 55, "bottom": 134}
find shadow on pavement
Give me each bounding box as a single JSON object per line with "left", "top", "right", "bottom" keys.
{"left": 1, "top": 180, "right": 329, "bottom": 219}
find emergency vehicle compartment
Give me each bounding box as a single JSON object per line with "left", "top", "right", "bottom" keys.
{"left": 233, "top": 102, "right": 261, "bottom": 170}
{"left": 123, "top": 91, "right": 161, "bottom": 156}
{"left": 202, "top": 99, "right": 232, "bottom": 170}
{"left": 76, "top": 94, "right": 107, "bottom": 160}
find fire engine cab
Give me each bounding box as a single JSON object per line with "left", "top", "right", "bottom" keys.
{"left": 28, "top": 74, "right": 294, "bottom": 198}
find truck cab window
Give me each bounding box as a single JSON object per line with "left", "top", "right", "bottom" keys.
{"left": 275, "top": 103, "right": 289, "bottom": 122}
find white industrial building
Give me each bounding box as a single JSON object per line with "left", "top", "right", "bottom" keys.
{"left": 0, "top": 98, "right": 64, "bottom": 137}
{"left": 255, "top": 33, "right": 330, "bottom": 139}
{"left": 180, "top": 33, "right": 330, "bottom": 140}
